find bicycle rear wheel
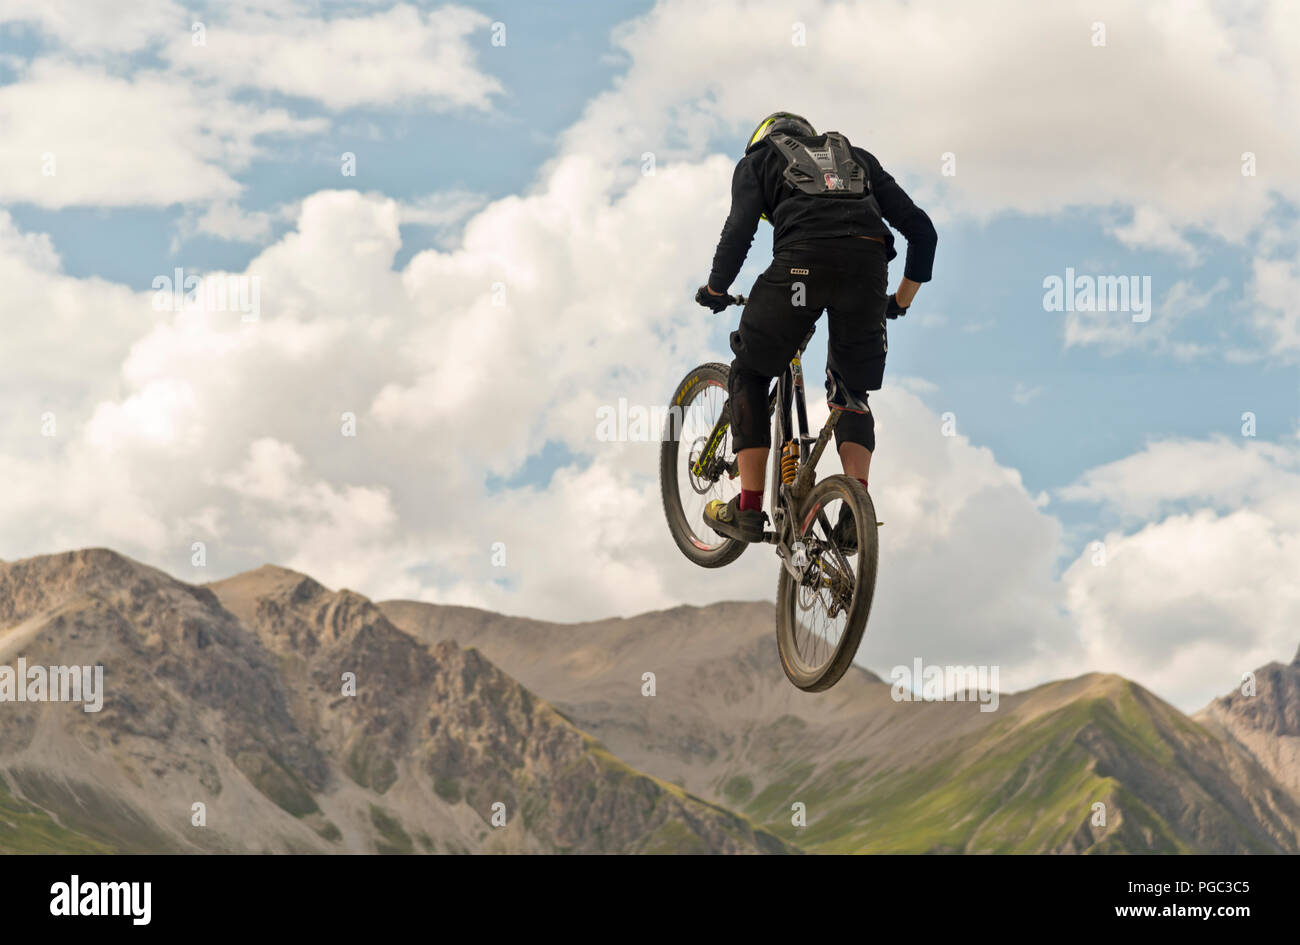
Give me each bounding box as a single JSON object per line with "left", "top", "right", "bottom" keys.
{"left": 659, "top": 362, "right": 747, "bottom": 568}
{"left": 775, "top": 475, "right": 878, "bottom": 691}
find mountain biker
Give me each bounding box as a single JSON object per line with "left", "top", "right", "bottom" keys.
{"left": 696, "top": 111, "right": 937, "bottom": 546}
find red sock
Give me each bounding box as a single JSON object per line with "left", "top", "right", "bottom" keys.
{"left": 739, "top": 489, "right": 764, "bottom": 512}
{"left": 857, "top": 478, "right": 869, "bottom": 491}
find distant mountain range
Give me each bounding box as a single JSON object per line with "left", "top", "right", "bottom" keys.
{"left": 1, "top": 548, "right": 1296, "bottom": 853}
{"left": 0, "top": 550, "right": 788, "bottom": 853}
{"left": 380, "top": 598, "right": 1300, "bottom": 853}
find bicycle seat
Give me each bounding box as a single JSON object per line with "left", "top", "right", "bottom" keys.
{"left": 825, "top": 367, "right": 871, "bottom": 414}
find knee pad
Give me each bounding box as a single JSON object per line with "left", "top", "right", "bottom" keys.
{"left": 833, "top": 399, "right": 876, "bottom": 453}
{"left": 728, "top": 361, "right": 773, "bottom": 452}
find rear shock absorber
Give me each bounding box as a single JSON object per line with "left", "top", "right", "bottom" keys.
{"left": 781, "top": 440, "right": 798, "bottom": 485}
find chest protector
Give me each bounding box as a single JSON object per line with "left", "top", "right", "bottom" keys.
{"left": 767, "top": 131, "right": 867, "bottom": 197}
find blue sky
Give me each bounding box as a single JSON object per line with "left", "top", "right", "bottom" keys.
{"left": 4, "top": 0, "right": 652, "bottom": 283}
{"left": 2, "top": 0, "right": 1299, "bottom": 711}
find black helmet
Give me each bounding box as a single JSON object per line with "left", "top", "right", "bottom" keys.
{"left": 746, "top": 112, "right": 815, "bottom": 152}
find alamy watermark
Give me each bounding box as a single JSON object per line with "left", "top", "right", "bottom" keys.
{"left": 1043, "top": 267, "right": 1151, "bottom": 323}
{"left": 152, "top": 266, "right": 260, "bottom": 322}
{"left": 50, "top": 875, "right": 150, "bottom": 925}
{"left": 595, "top": 398, "right": 687, "bottom": 442}
{"left": 0, "top": 659, "right": 104, "bottom": 712}
{"left": 890, "top": 658, "right": 1000, "bottom": 712}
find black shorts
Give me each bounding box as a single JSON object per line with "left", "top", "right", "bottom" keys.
{"left": 729, "top": 237, "right": 890, "bottom": 390}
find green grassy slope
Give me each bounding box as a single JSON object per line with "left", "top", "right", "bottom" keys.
{"left": 733, "top": 676, "right": 1299, "bottom": 853}
{"left": 0, "top": 771, "right": 114, "bottom": 854}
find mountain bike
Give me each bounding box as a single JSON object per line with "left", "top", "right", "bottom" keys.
{"left": 660, "top": 294, "right": 879, "bottom": 692}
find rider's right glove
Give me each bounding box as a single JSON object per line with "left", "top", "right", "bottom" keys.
{"left": 695, "top": 285, "right": 730, "bottom": 314}
{"left": 885, "top": 294, "right": 909, "bottom": 319}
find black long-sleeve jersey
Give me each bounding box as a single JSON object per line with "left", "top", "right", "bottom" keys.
{"left": 708, "top": 135, "right": 937, "bottom": 292}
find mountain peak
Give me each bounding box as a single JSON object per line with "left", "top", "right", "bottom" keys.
{"left": 6, "top": 546, "right": 149, "bottom": 577}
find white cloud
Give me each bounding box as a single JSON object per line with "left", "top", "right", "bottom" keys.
{"left": 0, "top": 211, "right": 149, "bottom": 418}
{"left": 1064, "top": 509, "right": 1300, "bottom": 709}
{"left": 220, "top": 437, "right": 406, "bottom": 594}
{"left": 85, "top": 378, "right": 202, "bottom": 452}
{"left": 1250, "top": 255, "right": 1300, "bottom": 355}
{"left": 1060, "top": 437, "right": 1300, "bottom": 707}
{"left": 1108, "top": 206, "right": 1199, "bottom": 262}
{"left": 181, "top": 200, "right": 276, "bottom": 245}
{"left": 0, "top": 0, "right": 185, "bottom": 54}
{"left": 0, "top": 60, "right": 324, "bottom": 209}
{"left": 559, "top": 0, "right": 1300, "bottom": 234}
{"left": 1058, "top": 436, "right": 1300, "bottom": 524}
{"left": 0, "top": 3, "right": 501, "bottom": 229}
{"left": 162, "top": 4, "right": 502, "bottom": 111}
{"left": 222, "top": 437, "right": 306, "bottom": 503}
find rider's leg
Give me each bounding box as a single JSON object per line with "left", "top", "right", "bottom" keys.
{"left": 824, "top": 239, "right": 888, "bottom": 550}
{"left": 728, "top": 363, "right": 774, "bottom": 512}
{"left": 703, "top": 357, "right": 770, "bottom": 539}
{"left": 738, "top": 447, "right": 768, "bottom": 494}
{"left": 838, "top": 441, "right": 872, "bottom": 484}
{"left": 727, "top": 261, "right": 820, "bottom": 504}
{"left": 825, "top": 237, "right": 888, "bottom": 486}
{"left": 826, "top": 338, "right": 881, "bottom": 490}
{"left": 705, "top": 254, "right": 820, "bottom": 540}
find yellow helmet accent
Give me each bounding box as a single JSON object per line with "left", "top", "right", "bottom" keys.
{"left": 748, "top": 117, "right": 778, "bottom": 149}
{"left": 746, "top": 112, "right": 815, "bottom": 153}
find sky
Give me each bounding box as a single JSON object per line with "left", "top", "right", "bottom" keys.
{"left": 1, "top": 0, "right": 1298, "bottom": 712}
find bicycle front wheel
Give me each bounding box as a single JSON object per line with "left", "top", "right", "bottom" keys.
{"left": 775, "top": 475, "right": 878, "bottom": 691}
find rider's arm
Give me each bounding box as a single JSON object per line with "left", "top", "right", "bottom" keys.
{"left": 861, "top": 151, "right": 937, "bottom": 296}
{"left": 896, "top": 277, "right": 922, "bottom": 308}
{"left": 707, "top": 157, "right": 765, "bottom": 294}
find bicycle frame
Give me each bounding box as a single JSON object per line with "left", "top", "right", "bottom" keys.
{"left": 688, "top": 296, "right": 841, "bottom": 570}
{"left": 766, "top": 327, "right": 842, "bottom": 580}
